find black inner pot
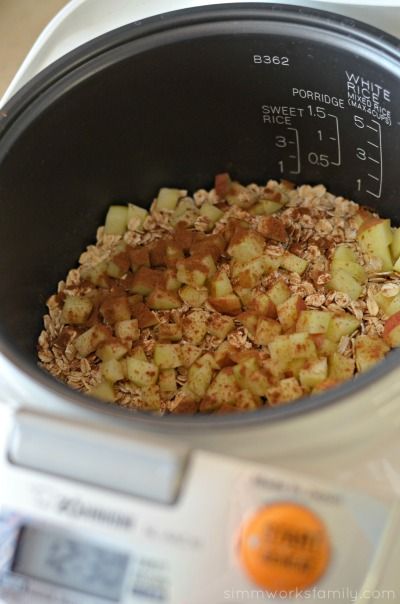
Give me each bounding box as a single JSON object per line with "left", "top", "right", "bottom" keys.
{"left": 1, "top": 3, "right": 400, "bottom": 426}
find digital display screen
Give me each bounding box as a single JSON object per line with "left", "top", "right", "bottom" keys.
{"left": 12, "top": 525, "right": 129, "bottom": 601}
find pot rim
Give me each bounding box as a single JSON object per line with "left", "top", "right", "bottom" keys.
{"left": 1, "top": 2, "right": 400, "bottom": 430}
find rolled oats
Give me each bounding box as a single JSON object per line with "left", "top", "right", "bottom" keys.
{"left": 37, "top": 176, "right": 399, "bottom": 414}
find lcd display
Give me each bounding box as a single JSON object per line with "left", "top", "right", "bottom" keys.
{"left": 12, "top": 525, "right": 129, "bottom": 601}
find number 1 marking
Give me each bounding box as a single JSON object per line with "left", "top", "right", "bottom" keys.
{"left": 327, "top": 114, "right": 341, "bottom": 166}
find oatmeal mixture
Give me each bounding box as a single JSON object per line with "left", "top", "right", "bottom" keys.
{"left": 37, "top": 174, "right": 400, "bottom": 414}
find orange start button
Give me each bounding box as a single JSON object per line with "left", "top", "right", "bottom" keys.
{"left": 239, "top": 502, "right": 331, "bottom": 592}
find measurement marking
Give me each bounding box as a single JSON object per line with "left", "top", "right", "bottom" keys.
{"left": 368, "top": 157, "right": 380, "bottom": 164}
{"left": 366, "top": 120, "right": 383, "bottom": 199}
{"left": 329, "top": 137, "right": 337, "bottom": 141}
{"left": 287, "top": 127, "right": 301, "bottom": 174}
{"left": 367, "top": 141, "right": 378, "bottom": 148}
{"left": 289, "top": 155, "right": 296, "bottom": 159}
{"left": 288, "top": 140, "right": 296, "bottom": 144}
{"left": 327, "top": 114, "right": 341, "bottom": 166}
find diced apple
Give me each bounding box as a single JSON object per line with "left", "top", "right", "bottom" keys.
{"left": 155, "top": 187, "right": 182, "bottom": 210}
{"left": 106, "top": 252, "right": 130, "bottom": 278}
{"left": 383, "top": 311, "right": 400, "bottom": 347}
{"left": 141, "top": 384, "right": 162, "bottom": 411}
{"left": 153, "top": 343, "right": 182, "bottom": 369}
{"left": 182, "top": 311, "right": 208, "bottom": 345}
{"left": 299, "top": 358, "right": 328, "bottom": 390}
{"left": 147, "top": 288, "right": 182, "bottom": 310}
{"left": 149, "top": 239, "right": 167, "bottom": 267}
{"left": 327, "top": 268, "right": 362, "bottom": 300}
{"left": 208, "top": 294, "right": 242, "bottom": 316}
{"left": 226, "top": 182, "right": 252, "bottom": 208}
{"left": 208, "top": 314, "right": 234, "bottom": 339}
{"left": 286, "top": 358, "right": 307, "bottom": 378}
{"left": 208, "top": 270, "right": 233, "bottom": 297}
{"left": 230, "top": 256, "right": 266, "bottom": 289}
{"left": 197, "top": 254, "right": 217, "bottom": 277}
{"left": 129, "top": 346, "right": 147, "bottom": 361}
{"left": 127, "top": 203, "right": 148, "bottom": 231}
{"left": 62, "top": 296, "right": 93, "bottom": 325}
{"left": 96, "top": 338, "right": 129, "bottom": 361}
{"left": 254, "top": 318, "right": 282, "bottom": 345}
{"left": 201, "top": 368, "right": 241, "bottom": 411}
{"left": 268, "top": 335, "right": 291, "bottom": 369}
{"left": 280, "top": 252, "right": 308, "bottom": 275}
{"left": 232, "top": 390, "right": 261, "bottom": 410}
{"left": 393, "top": 256, "right": 400, "bottom": 273}
{"left": 159, "top": 369, "right": 177, "bottom": 393}
{"left": 100, "top": 296, "right": 131, "bottom": 324}
{"left": 115, "top": 319, "right": 139, "bottom": 342}
{"left": 214, "top": 172, "right": 232, "bottom": 198}
{"left": 357, "top": 218, "right": 393, "bottom": 271}
{"left": 130, "top": 302, "right": 159, "bottom": 329}
{"left": 326, "top": 313, "right": 360, "bottom": 342}
{"left": 165, "top": 242, "right": 184, "bottom": 267}
{"left": 130, "top": 266, "right": 164, "bottom": 295}
{"left": 277, "top": 294, "right": 306, "bottom": 331}
{"left": 263, "top": 254, "right": 282, "bottom": 273}
{"left": 310, "top": 334, "right": 338, "bottom": 356}
{"left": 331, "top": 260, "right": 367, "bottom": 283}
{"left": 187, "top": 354, "right": 216, "bottom": 398}
{"left": 288, "top": 333, "right": 318, "bottom": 359}
{"left": 178, "top": 285, "right": 208, "bottom": 308}
{"left": 164, "top": 270, "right": 181, "bottom": 292}
{"left": 328, "top": 353, "right": 355, "bottom": 381}
{"left": 126, "top": 357, "right": 159, "bottom": 386}
{"left": 250, "top": 200, "right": 283, "bottom": 216}
{"left": 296, "top": 310, "right": 332, "bottom": 334}
{"left": 167, "top": 386, "right": 198, "bottom": 414}
{"left": 88, "top": 380, "right": 115, "bottom": 402}
{"left": 104, "top": 205, "right": 128, "bottom": 235}
{"left": 158, "top": 323, "right": 182, "bottom": 342}
{"left": 176, "top": 257, "right": 209, "bottom": 288}
{"left": 233, "top": 285, "right": 253, "bottom": 306}
{"left": 387, "top": 295, "right": 400, "bottom": 317}
{"left": 257, "top": 216, "right": 288, "bottom": 242}
{"left": 200, "top": 202, "right": 224, "bottom": 227}
{"left": 233, "top": 359, "right": 271, "bottom": 397}
{"left": 214, "top": 341, "right": 236, "bottom": 368}
{"left": 80, "top": 260, "right": 108, "bottom": 287}
{"left": 391, "top": 227, "right": 400, "bottom": 262}
{"left": 237, "top": 311, "right": 259, "bottom": 337}
{"left": 227, "top": 228, "right": 265, "bottom": 262}
{"left": 101, "top": 359, "right": 124, "bottom": 383}
{"left": 248, "top": 292, "right": 277, "bottom": 317}
{"left": 180, "top": 343, "right": 203, "bottom": 367}
{"left": 267, "top": 280, "right": 291, "bottom": 307}
{"left": 332, "top": 244, "right": 358, "bottom": 264}
{"left": 74, "top": 324, "right": 111, "bottom": 357}
{"left": 127, "top": 294, "right": 143, "bottom": 308}
{"left": 355, "top": 335, "right": 389, "bottom": 372}
{"left": 266, "top": 377, "right": 303, "bottom": 405}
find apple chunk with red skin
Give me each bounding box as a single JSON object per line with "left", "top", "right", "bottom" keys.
{"left": 383, "top": 311, "right": 400, "bottom": 347}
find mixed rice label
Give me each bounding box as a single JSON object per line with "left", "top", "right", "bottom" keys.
{"left": 37, "top": 174, "right": 400, "bottom": 414}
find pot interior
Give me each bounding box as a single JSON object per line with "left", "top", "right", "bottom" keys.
{"left": 0, "top": 4, "right": 399, "bottom": 420}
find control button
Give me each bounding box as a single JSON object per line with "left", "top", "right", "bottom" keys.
{"left": 239, "top": 502, "right": 330, "bottom": 591}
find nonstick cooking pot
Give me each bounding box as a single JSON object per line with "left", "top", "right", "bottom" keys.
{"left": 1, "top": 2, "right": 400, "bottom": 436}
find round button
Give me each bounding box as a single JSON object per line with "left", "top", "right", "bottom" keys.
{"left": 239, "top": 502, "right": 330, "bottom": 592}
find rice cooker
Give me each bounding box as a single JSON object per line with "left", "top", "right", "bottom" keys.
{"left": 1, "top": 1, "right": 400, "bottom": 602}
